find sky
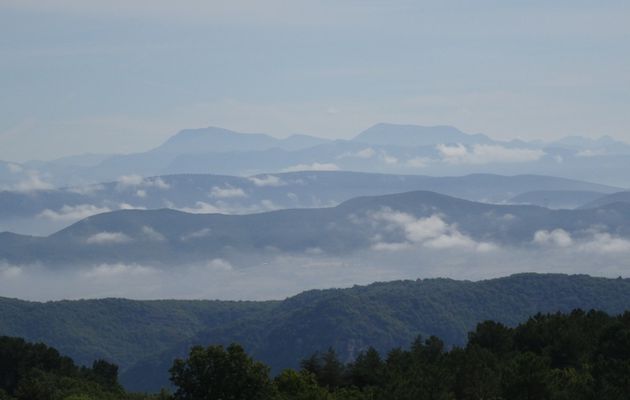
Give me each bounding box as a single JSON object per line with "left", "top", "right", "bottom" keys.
{"left": 1, "top": 0, "right": 629, "bottom": 161}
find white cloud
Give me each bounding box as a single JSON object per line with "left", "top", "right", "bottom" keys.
{"left": 82, "top": 263, "right": 154, "bottom": 278}
{"left": 142, "top": 226, "right": 166, "bottom": 241}
{"left": 206, "top": 258, "right": 234, "bottom": 272}
{"left": 7, "top": 163, "right": 24, "bottom": 173}
{"left": 338, "top": 147, "right": 376, "bottom": 159}
{"left": 437, "top": 143, "right": 545, "bottom": 164}
{"left": 371, "top": 242, "right": 412, "bottom": 251}
{"left": 381, "top": 153, "right": 399, "bottom": 165}
{"left": 369, "top": 209, "right": 495, "bottom": 252}
{"left": 117, "top": 174, "right": 144, "bottom": 187}
{"left": 533, "top": 228, "right": 630, "bottom": 253}
{"left": 576, "top": 149, "right": 606, "bottom": 157}
{"left": 177, "top": 201, "right": 223, "bottom": 214}
{"left": 118, "top": 203, "right": 145, "bottom": 210}
{"left": 533, "top": 229, "right": 574, "bottom": 247}
{"left": 117, "top": 175, "right": 170, "bottom": 190}
{"left": 210, "top": 185, "right": 247, "bottom": 199}
{"left": 136, "top": 189, "right": 147, "bottom": 198}
{"left": 579, "top": 233, "right": 630, "bottom": 253}
{"left": 11, "top": 171, "right": 54, "bottom": 192}
{"left": 85, "top": 232, "right": 132, "bottom": 244}
{"left": 248, "top": 175, "right": 286, "bottom": 187}
{"left": 0, "top": 264, "right": 22, "bottom": 279}
{"left": 305, "top": 247, "right": 324, "bottom": 255}
{"left": 406, "top": 157, "right": 431, "bottom": 168}
{"left": 147, "top": 177, "right": 170, "bottom": 189}
{"left": 181, "top": 228, "right": 212, "bottom": 241}
{"left": 260, "top": 199, "right": 278, "bottom": 210}
{"left": 38, "top": 204, "right": 112, "bottom": 221}
{"left": 281, "top": 163, "right": 339, "bottom": 172}
{"left": 66, "top": 184, "right": 105, "bottom": 195}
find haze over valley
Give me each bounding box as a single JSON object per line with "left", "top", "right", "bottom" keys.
{"left": 1, "top": 124, "right": 630, "bottom": 300}
{"left": 2, "top": 2, "right": 630, "bottom": 397}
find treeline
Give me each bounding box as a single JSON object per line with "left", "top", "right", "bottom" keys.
{"left": 0, "top": 336, "right": 167, "bottom": 400}
{"left": 3, "top": 309, "right": 630, "bottom": 399}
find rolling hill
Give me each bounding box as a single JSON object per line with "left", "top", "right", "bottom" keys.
{"left": 508, "top": 190, "right": 607, "bottom": 209}
{"left": 2, "top": 274, "right": 630, "bottom": 391}
{"left": 2, "top": 189, "right": 630, "bottom": 266}
{"left": 1, "top": 171, "right": 619, "bottom": 236}
{"left": 579, "top": 191, "right": 630, "bottom": 209}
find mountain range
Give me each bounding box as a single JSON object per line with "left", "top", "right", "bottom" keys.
{"left": 2, "top": 189, "right": 630, "bottom": 266}
{"left": 0, "top": 171, "right": 621, "bottom": 235}
{"left": 4, "top": 123, "right": 630, "bottom": 189}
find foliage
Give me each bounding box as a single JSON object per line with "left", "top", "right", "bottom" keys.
{"left": 5, "top": 309, "right": 630, "bottom": 399}
{"left": 5, "top": 274, "right": 630, "bottom": 392}
{"left": 167, "top": 309, "right": 630, "bottom": 400}
{"left": 169, "top": 344, "right": 273, "bottom": 400}
{"left": 0, "top": 336, "right": 165, "bottom": 400}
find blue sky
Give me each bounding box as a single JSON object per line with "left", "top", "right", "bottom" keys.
{"left": 1, "top": 0, "right": 629, "bottom": 161}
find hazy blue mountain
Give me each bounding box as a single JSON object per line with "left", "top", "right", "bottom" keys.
{"left": 508, "top": 190, "right": 607, "bottom": 209}
{"left": 550, "top": 135, "right": 630, "bottom": 155}
{"left": 151, "top": 126, "right": 329, "bottom": 154}
{"left": 26, "top": 153, "right": 114, "bottom": 168}
{"left": 85, "top": 126, "right": 630, "bottom": 187}
{"left": 0, "top": 171, "right": 620, "bottom": 236}
{"left": 579, "top": 191, "right": 630, "bottom": 209}
{"left": 2, "top": 190, "right": 630, "bottom": 266}
{"left": 2, "top": 274, "right": 630, "bottom": 391}
{"left": 4, "top": 124, "right": 630, "bottom": 189}
{"left": 90, "top": 127, "right": 330, "bottom": 179}
{"left": 353, "top": 123, "right": 495, "bottom": 146}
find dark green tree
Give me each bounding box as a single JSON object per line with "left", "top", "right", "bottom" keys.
{"left": 169, "top": 343, "right": 273, "bottom": 400}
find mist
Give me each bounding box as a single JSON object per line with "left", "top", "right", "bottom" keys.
{"left": 2, "top": 243, "right": 629, "bottom": 301}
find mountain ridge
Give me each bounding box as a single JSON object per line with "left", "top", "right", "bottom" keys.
{"left": 3, "top": 273, "right": 630, "bottom": 391}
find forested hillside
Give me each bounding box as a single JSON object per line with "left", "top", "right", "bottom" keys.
{"left": 4, "top": 309, "right": 630, "bottom": 399}
{"left": 3, "top": 274, "right": 630, "bottom": 391}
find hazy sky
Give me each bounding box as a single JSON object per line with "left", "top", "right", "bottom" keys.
{"left": 1, "top": 0, "right": 629, "bottom": 161}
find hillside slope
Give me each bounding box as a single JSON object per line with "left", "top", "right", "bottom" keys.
{"left": 3, "top": 274, "right": 630, "bottom": 391}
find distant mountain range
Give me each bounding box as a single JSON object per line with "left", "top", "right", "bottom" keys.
{"left": 0, "top": 171, "right": 621, "bottom": 235}
{"left": 579, "top": 191, "right": 630, "bottom": 209}
{"left": 2, "top": 273, "right": 630, "bottom": 391}
{"left": 3, "top": 123, "right": 630, "bottom": 189}
{"left": 2, "top": 189, "right": 630, "bottom": 266}
{"left": 508, "top": 190, "right": 608, "bottom": 209}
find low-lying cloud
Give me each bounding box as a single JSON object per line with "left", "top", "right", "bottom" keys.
{"left": 248, "top": 175, "right": 286, "bottom": 187}
{"left": 38, "top": 204, "right": 112, "bottom": 221}
{"left": 210, "top": 185, "right": 247, "bottom": 199}
{"left": 117, "top": 175, "right": 170, "bottom": 190}
{"left": 533, "top": 229, "right": 574, "bottom": 247}
{"left": 38, "top": 203, "right": 145, "bottom": 222}
{"left": 369, "top": 209, "right": 496, "bottom": 252}
{"left": 533, "top": 229, "right": 630, "bottom": 254}
{"left": 10, "top": 171, "right": 54, "bottom": 192}
{"left": 3, "top": 242, "right": 630, "bottom": 301}
{"left": 437, "top": 143, "right": 545, "bottom": 165}
{"left": 85, "top": 232, "right": 132, "bottom": 244}
{"left": 281, "top": 163, "right": 340, "bottom": 172}
{"left": 338, "top": 148, "right": 376, "bottom": 159}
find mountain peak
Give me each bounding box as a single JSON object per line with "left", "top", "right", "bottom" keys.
{"left": 353, "top": 123, "right": 492, "bottom": 146}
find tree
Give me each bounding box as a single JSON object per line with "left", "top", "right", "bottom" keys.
{"left": 348, "top": 347, "right": 383, "bottom": 388}
{"left": 274, "top": 369, "right": 327, "bottom": 400}
{"left": 169, "top": 343, "right": 273, "bottom": 400}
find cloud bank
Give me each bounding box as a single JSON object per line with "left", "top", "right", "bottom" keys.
{"left": 437, "top": 144, "right": 545, "bottom": 165}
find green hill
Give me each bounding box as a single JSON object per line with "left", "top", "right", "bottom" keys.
{"left": 2, "top": 273, "right": 630, "bottom": 392}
